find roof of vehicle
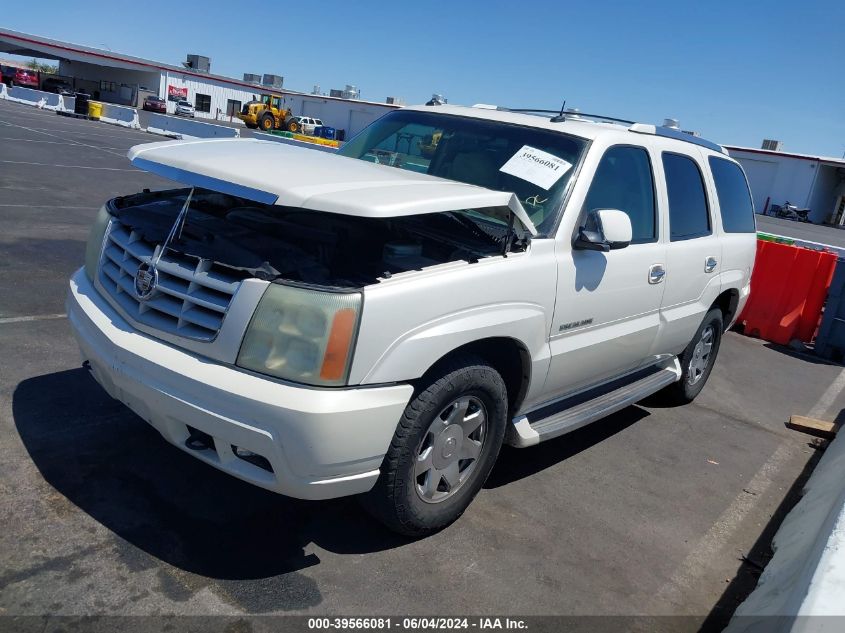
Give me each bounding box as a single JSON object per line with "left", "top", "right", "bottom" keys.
{"left": 402, "top": 104, "right": 727, "bottom": 156}
{"left": 127, "top": 138, "right": 538, "bottom": 235}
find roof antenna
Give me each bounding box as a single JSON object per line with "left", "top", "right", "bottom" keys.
{"left": 550, "top": 100, "right": 567, "bottom": 123}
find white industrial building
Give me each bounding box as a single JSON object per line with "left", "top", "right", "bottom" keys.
{"left": 726, "top": 144, "right": 845, "bottom": 225}
{"left": 0, "top": 27, "right": 399, "bottom": 138}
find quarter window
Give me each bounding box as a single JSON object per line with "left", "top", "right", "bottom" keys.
{"left": 663, "top": 153, "right": 710, "bottom": 241}
{"left": 709, "top": 157, "right": 756, "bottom": 233}
{"left": 582, "top": 146, "right": 656, "bottom": 243}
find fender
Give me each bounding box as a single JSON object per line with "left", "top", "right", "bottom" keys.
{"left": 359, "top": 302, "right": 551, "bottom": 387}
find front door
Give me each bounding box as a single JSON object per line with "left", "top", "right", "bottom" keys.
{"left": 542, "top": 144, "right": 667, "bottom": 401}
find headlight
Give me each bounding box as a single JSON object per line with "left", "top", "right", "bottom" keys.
{"left": 237, "top": 284, "right": 362, "bottom": 387}
{"left": 84, "top": 205, "right": 112, "bottom": 281}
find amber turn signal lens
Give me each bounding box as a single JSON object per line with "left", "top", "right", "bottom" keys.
{"left": 320, "top": 308, "right": 357, "bottom": 381}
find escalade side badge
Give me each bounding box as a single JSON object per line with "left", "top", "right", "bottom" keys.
{"left": 134, "top": 188, "right": 194, "bottom": 301}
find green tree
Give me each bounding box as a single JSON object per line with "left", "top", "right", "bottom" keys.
{"left": 26, "top": 58, "right": 57, "bottom": 74}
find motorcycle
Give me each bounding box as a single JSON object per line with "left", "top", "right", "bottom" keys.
{"left": 772, "top": 201, "right": 812, "bottom": 223}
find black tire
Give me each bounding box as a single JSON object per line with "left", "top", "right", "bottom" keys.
{"left": 287, "top": 119, "right": 299, "bottom": 133}
{"left": 259, "top": 113, "right": 275, "bottom": 131}
{"left": 362, "top": 354, "right": 508, "bottom": 536}
{"left": 659, "top": 308, "right": 723, "bottom": 405}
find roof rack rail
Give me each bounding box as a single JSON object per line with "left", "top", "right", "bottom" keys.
{"left": 496, "top": 106, "right": 636, "bottom": 126}
{"left": 474, "top": 104, "right": 727, "bottom": 155}
{"left": 629, "top": 123, "right": 726, "bottom": 154}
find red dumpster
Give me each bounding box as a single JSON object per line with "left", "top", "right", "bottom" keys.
{"left": 738, "top": 240, "right": 837, "bottom": 345}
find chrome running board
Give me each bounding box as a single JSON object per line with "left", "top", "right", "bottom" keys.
{"left": 508, "top": 358, "right": 681, "bottom": 448}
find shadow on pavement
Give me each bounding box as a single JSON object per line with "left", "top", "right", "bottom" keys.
{"left": 698, "top": 437, "right": 825, "bottom": 632}
{"left": 486, "top": 406, "right": 649, "bottom": 488}
{"left": 11, "top": 368, "right": 410, "bottom": 611}
{"left": 13, "top": 368, "right": 653, "bottom": 610}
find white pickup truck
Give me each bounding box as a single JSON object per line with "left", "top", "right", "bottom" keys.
{"left": 67, "top": 104, "right": 756, "bottom": 535}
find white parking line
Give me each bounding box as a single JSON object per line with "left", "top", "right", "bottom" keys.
{"left": 0, "top": 159, "right": 137, "bottom": 172}
{"left": 808, "top": 367, "right": 845, "bottom": 420}
{"left": 0, "top": 313, "right": 67, "bottom": 325}
{"left": 651, "top": 442, "right": 794, "bottom": 612}
{"left": 0, "top": 108, "right": 152, "bottom": 139}
{"left": 0, "top": 119, "right": 127, "bottom": 157}
{"left": 0, "top": 137, "right": 128, "bottom": 151}
{"left": 0, "top": 204, "right": 98, "bottom": 209}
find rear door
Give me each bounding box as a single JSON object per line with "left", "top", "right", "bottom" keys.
{"left": 655, "top": 148, "right": 722, "bottom": 354}
{"left": 542, "top": 142, "right": 668, "bottom": 400}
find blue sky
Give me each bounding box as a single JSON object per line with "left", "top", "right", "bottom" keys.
{"left": 4, "top": 0, "right": 844, "bottom": 156}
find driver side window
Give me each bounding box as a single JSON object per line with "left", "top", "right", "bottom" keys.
{"left": 583, "top": 146, "right": 656, "bottom": 244}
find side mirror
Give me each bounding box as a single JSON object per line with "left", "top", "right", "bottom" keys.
{"left": 574, "top": 209, "right": 633, "bottom": 252}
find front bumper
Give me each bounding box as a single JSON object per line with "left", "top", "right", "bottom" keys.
{"left": 66, "top": 268, "right": 413, "bottom": 500}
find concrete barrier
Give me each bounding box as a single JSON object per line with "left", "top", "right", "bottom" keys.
{"left": 144, "top": 113, "right": 240, "bottom": 140}
{"left": 0, "top": 83, "right": 7, "bottom": 99}
{"left": 724, "top": 430, "right": 845, "bottom": 632}
{"left": 4, "top": 86, "right": 65, "bottom": 111}
{"left": 254, "top": 131, "right": 338, "bottom": 153}
{"left": 99, "top": 102, "right": 140, "bottom": 129}
{"left": 63, "top": 95, "right": 75, "bottom": 112}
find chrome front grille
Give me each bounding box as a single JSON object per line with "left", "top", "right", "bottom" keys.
{"left": 98, "top": 220, "right": 242, "bottom": 341}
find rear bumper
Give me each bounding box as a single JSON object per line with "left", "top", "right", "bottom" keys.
{"left": 66, "top": 268, "right": 413, "bottom": 500}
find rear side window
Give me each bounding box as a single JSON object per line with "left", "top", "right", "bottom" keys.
{"left": 709, "top": 157, "right": 756, "bottom": 232}
{"left": 583, "top": 146, "right": 656, "bottom": 243}
{"left": 663, "top": 153, "right": 711, "bottom": 241}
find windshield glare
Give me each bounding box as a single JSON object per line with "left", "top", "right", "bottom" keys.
{"left": 337, "top": 110, "right": 587, "bottom": 235}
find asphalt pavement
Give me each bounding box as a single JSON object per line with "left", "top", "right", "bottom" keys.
{"left": 756, "top": 215, "right": 845, "bottom": 248}
{"left": 1, "top": 98, "right": 844, "bottom": 630}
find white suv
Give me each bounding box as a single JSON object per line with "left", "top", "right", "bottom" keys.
{"left": 67, "top": 104, "right": 756, "bottom": 535}
{"left": 292, "top": 116, "right": 323, "bottom": 135}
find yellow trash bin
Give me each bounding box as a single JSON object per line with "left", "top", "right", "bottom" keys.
{"left": 87, "top": 101, "right": 103, "bottom": 119}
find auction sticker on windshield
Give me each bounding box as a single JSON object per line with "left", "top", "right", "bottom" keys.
{"left": 499, "top": 145, "right": 572, "bottom": 190}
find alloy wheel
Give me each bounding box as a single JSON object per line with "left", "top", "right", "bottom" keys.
{"left": 414, "top": 395, "right": 487, "bottom": 504}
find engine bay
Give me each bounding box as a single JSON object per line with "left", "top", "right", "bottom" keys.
{"left": 108, "top": 188, "right": 520, "bottom": 288}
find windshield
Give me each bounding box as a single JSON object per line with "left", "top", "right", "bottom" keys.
{"left": 338, "top": 110, "right": 587, "bottom": 235}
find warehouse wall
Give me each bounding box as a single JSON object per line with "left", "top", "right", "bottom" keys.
{"left": 158, "top": 72, "right": 256, "bottom": 121}
{"left": 283, "top": 94, "right": 396, "bottom": 138}
{"left": 58, "top": 60, "right": 161, "bottom": 105}
{"left": 729, "top": 150, "right": 820, "bottom": 220}
{"left": 810, "top": 166, "right": 845, "bottom": 224}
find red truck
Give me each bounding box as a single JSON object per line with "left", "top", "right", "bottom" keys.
{"left": 1, "top": 66, "right": 40, "bottom": 89}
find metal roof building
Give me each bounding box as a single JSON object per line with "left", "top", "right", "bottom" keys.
{"left": 0, "top": 27, "right": 399, "bottom": 136}
{"left": 725, "top": 144, "right": 845, "bottom": 225}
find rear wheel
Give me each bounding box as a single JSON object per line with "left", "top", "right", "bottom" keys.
{"left": 362, "top": 355, "right": 507, "bottom": 536}
{"left": 259, "top": 113, "right": 275, "bottom": 132}
{"left": 659, "top": 308, "right": 723, "bottom": 404}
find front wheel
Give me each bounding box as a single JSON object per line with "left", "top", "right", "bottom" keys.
{"left": 659, "top": 308, "right": 723, "bottom": 405}
{"left": 259, "top": 113, "right": 275, "bottom": 132}
{"left": 362, "top": 355, "right": 508, "bottom": 536}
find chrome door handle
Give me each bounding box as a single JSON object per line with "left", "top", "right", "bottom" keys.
{"left": 649, "top": 264, "right": 666, "bottom": 284}
{"left": 705, "top": 257, "right": 718, "bottom": 273}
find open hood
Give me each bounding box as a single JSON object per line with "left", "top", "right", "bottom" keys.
{"left": 127, "top": 138, "right": 537, "bottom": 236}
